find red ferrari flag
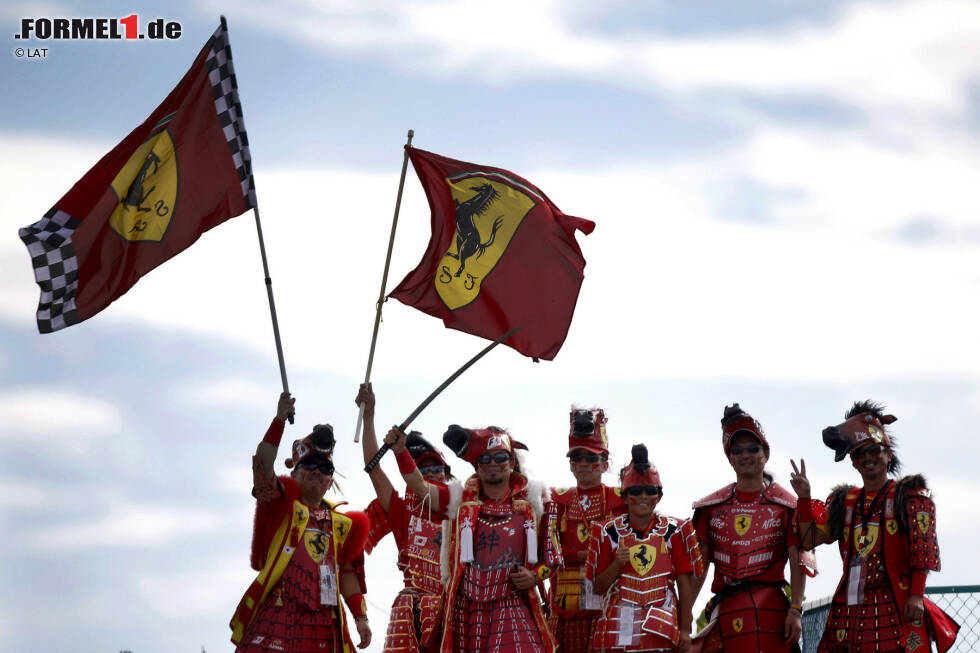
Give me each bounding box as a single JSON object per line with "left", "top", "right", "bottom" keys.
{"left": 390, "top": 148, "right": 595, "bottom": 360}
{"left": 18, "top": 18, "right": 255, "bottom": 333}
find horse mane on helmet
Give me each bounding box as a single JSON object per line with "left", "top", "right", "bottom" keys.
{"left": 845, "top": 400, "right": 888, "bottom": 421}
{"left": 630, "top": 444, "right": 650, "bottom": 473}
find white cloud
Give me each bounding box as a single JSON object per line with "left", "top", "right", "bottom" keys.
{"left": 0, "top": 388, "right": 122, "bottom": 442}
{"left": 137, "top": 557, "right": 254, "bottom": 618}
{"left": 218, "top": 0, "right": 980, "bottom": 118}
{"left": 177, "top": 376, "right": 272, "bottom": 410}
{"left": 36, "top": 501, "right": 232, "bottom": 549}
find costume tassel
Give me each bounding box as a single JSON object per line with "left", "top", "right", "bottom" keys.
{"left": 525, "top": 519, "right": 538, "bottom": 565}
{"left": 460, "top": 515, "right": 474, "bottom": 563}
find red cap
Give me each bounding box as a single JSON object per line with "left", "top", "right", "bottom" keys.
{"left": 619, "top": 444, "right": 662, "bottom": 492}
{"left": 721, "top": 404, "right": 769, "bottom": 457}
{"left": 443, "top": 425, "right": 528, "bottom": 466}
{"left": 568, "top": 407, "right": 609, "bottom": 455}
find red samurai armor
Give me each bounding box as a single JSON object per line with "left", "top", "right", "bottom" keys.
{"left": 691, "top": 482, "right": 802, "bottom": 653}
{"left": 548, "top": 407, "right": 627, "bottom": 653}
{"left": 586, "top": 513, "right": 703, "bottom": 652}
{"left": 230, "top": 472, "right": 368, "bottom": 653}
{"left": 814, "top": 477, "right": 955, "bottom": 653}
{"left": 434, "top": 472, "right": 558, "bottom": 653}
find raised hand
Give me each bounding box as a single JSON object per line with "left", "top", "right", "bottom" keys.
{"left": 789, "top": 459, "right": 811, "bottom": 500}
{"left": 276, "top": 392, "right": 295, "bottom": 423}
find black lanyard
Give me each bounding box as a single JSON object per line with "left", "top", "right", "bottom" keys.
{"left": 854, "top": 479, "right": 892, "bottom": 535}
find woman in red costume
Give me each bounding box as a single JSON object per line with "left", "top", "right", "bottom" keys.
{"left": 587, "top": 444, "right": 704, "bottom": 653}
{"left": 230, "top": 392, "right": 372, "bottom": 653}
{"left": 791, "top": 399, "right": 958, "bottom": 653}
{"left": 689, "top": 404, "right": 809, "bottom": 653}
{"left": 357, "top": 383, "right": 453, "bottom": 653}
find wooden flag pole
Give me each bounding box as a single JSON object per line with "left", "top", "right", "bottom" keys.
{"left": 354, "top": 129, "right": 415, "bottom": 442}
{"left": 253, "top": 203, "right": 292, "bottom": 423}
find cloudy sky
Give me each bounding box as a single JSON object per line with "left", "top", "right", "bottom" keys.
{"left": 2, "top": 1, "right": 979, "bottom": 651}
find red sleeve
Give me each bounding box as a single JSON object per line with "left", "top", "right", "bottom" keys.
{"left": 364, "top": 497, "right": 393, "bottom": 553}
{"left": 585, "top": 522, "right": 611, "bottom": 582}
{"left": 785, "top": 507, "right": 801, "bottom": 548}
{"left": 387, "top": 492, "right": 409, "bottom": 550}
{"left": 693, "top": 509, "right": 707, "bottom": 543}
{"left": 670, "top": 519, "right": 702, "bottom": 576}
{"left": 906, "top": 493, "right": 941, "bottom": 573}
{"left": 437, "top": 483, "right": 450, "bottom": 510}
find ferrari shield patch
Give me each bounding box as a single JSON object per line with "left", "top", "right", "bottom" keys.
{"left": 734, "top": 514, "right": 752, "bottom": 536}
{"left": 435, "top": 176, "right": 535, "bottom": 310}
{"left": 854, "top": 525, "right": 879, "bottom": 557}
{"left": 629, "top": 543, "right": 657, "bottom": 576}
{"left": 109, "top": 127, "right": 179, "bottom": 242}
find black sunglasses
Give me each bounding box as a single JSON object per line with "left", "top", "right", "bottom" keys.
{"left": 850, "top": 444, "right": 886, "bottom": 460}
{"left": 476, "top": 451, "right": 512, "bottom": 465}
{"left": 730, "top": 444, "right": 762, "bottom": 456}
{"left": 569, "top": 452, "right": 601, "bottom": 463}
{"left": 297, "top": 459, "right": 335, "bottom": 475}
{"left": 419, "top": 464, "right": 446, "bottom": 475}
{"left": 626, "top": 485, "right": 662, "bottom": 496}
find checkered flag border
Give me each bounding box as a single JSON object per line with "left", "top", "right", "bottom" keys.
{"left": 18, "top": 208, "right": 81, "bottom": 333}
{"left": 205, "top": 18, "right": 257, "bottom": 209}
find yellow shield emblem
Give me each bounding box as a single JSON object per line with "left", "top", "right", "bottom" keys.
{"left": 837, "top": 629, "right": 847, "bottom": 641}
{"left": 916, "top": 512, "right": 931, "bottom": 534}
{"left": 854, "top": 525, "right": 879, "bottom": 557}
{"left": 886, "top": 519, "right": 899, "bottom": 535}
{"left": 628, "top": 543, "right": 657, "bottom": 576}
{"left": 435, "top": 176, "right": 535, "bottom": 310}
{"left": 303, "top": 529, "right": 330, "bottom": 564}
{"left": 109, "top": 128, "right": 179, "bottom": 242}
{"left": 734, "top": 514, "right": 752, "bottom": 536}
{"left": 577, "top": 523, "right": 589, "bottom": 543}
{"left": 732, "top": 618, "right": 743, "bottom": 633}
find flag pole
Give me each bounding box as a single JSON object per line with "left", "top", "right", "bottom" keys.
{"left": 253, "top": 203, "right": 292, "bottom": 424}
{"left": 354, "top": 128, "right": 415, "bottom": 442}
{"left": 364, "top": 327, "right": 520, "bottom": 472}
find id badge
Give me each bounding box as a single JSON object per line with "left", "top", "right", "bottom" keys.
{"left": 845, "top": 558, "right": 866, "bottom": 606}
{"left": 319, "top": 564, "right": 338, "bottom": 606}
{"left": 581, "top": 577, "right": 602, "bottom": 610}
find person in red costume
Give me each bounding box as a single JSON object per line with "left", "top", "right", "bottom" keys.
{"left": 230, "top": 392, "right": 372, "bottom": 653}
{"left": 387, "top": 423, "right": 560, "bottom": 653}
{"left": 548, "top": 407, "right": 626, "bottom": 653}
{"left": 791, "top": 400, "right": 959, "bottom": 653}
{"left": 689, "top": 404, "right": 810, "bottom": 653}
{"left": 357, "top": 383, "right": 453, "bottom": 653}
{"left": 587, "top": 444, "right": 704, "bottom": 653}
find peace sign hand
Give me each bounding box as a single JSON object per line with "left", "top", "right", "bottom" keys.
{"left": 790, "top": 459, "right": 811, "bottom": 500}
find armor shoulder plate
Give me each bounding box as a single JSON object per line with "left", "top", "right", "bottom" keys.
{"left": 762, "top": 482, "right": 797, "bottom": 509}
{"left": 551, "top": 487, "right": 576, "bottom": 505}
{"left": 692, "top": 484, "right": 735, "bottom": 509}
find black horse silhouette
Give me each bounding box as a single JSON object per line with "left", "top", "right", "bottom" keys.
{"left": 123, "top": 151, "right": 161, "bottom": 213}
{"left": 737, "top": 516, "right": 750, "bottom": 532}
{"left": 633, "top": 544, "right": 652, "bottom": 569}
{"left": 446, "top": 183, "right": 504, "bottom": 278}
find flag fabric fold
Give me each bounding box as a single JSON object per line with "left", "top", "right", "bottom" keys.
{"left": 389, "top": 147, "right": 595, "bottom": 360}
{"left": 18, "top": 17, "right": 255, "bottom": 333}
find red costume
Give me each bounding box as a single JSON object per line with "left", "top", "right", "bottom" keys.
{"left": 364, "top": 432, "right": 452, "bottom": 653}
{"left": 230, "top": 421, "right": 370, "bottom": 653}
{"left": 435, "top": 425, "right": 559, "bottom": 653}
{"left": 810, "top": 406, "right": 957, "bottom": 653}
{"left": 691, "top": 403, "right": 810, "bottom": 653}
{"left": 548, "top": 408, "right": 626, "bottom": 653}
{"left": 586, "top": 445, "right": 704, "bottom": 652}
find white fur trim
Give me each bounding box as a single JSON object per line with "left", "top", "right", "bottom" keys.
{"left": 440, "top": 479, "right": 464, "bottom": 583}
{"left": 525, "top": 477, "right": 547, "bottom": 522}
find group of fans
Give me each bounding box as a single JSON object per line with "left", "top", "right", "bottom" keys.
{"left": 229, "top": 385, "right": 958, "bottom": 653}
